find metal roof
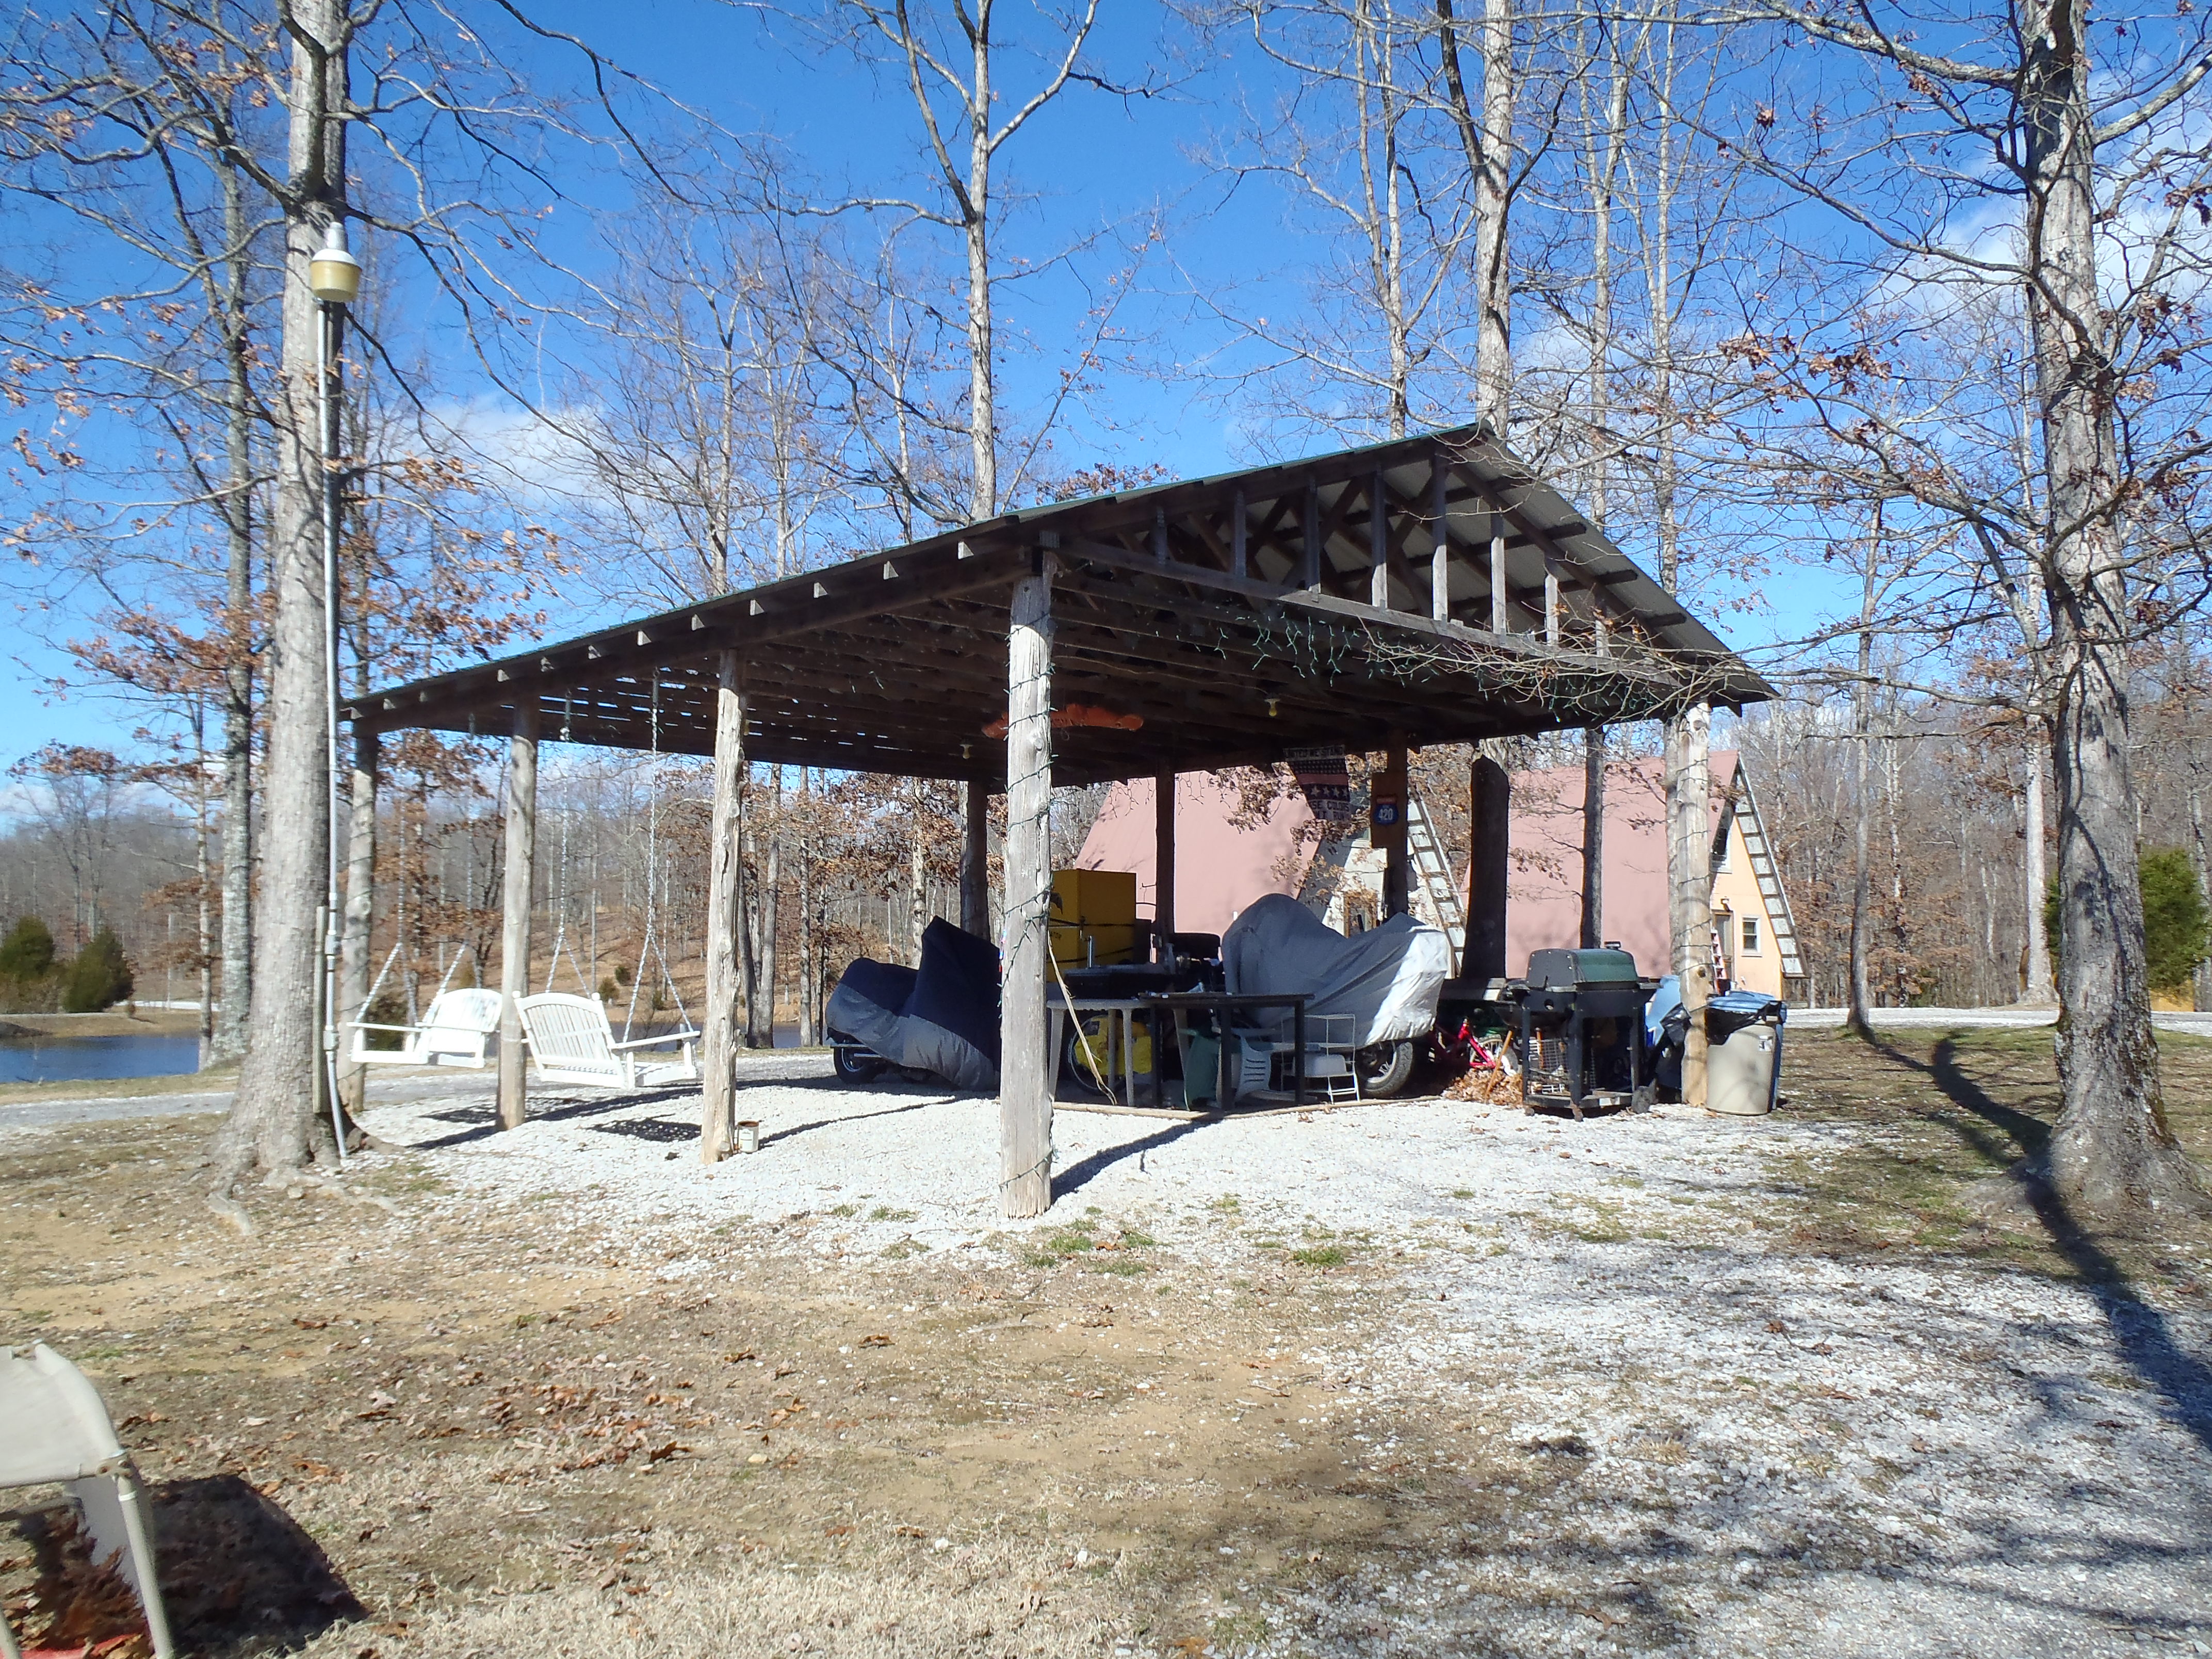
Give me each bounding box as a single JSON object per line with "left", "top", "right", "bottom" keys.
{"left": 348, "top": 421, "right": 1771, "bottom": 785}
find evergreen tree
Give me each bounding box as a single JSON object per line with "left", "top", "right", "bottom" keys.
{"left": 61, "top": 927, "right": 134, "bottom": 1013}
{"left": 0, "top": 916, "right": 56, "bottom": 980}
{"left": 2045, "top": 849, "right": 2209, "bottom": 998}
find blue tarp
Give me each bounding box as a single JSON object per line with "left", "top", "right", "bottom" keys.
{"left": 823, "top": 919, "right": 1001, "bottom": 1090}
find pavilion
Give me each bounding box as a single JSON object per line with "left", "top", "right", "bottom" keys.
{"left": 345, "top": 420, "right": 1770, "bottom": 1216}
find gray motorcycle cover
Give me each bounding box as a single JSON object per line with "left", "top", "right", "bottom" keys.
{"left": 1221, "top": 893, "right": 1451, "bottom": 1048}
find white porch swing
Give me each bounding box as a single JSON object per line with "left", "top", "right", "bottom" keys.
{"left": 518, "top": 684, "right": 700, "bottom": 1091}
{"left": 345, "top": 827, "right": 505, "bottom": 1076}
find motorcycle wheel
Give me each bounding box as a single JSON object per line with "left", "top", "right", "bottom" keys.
{"left": 829, "top": 1036, "right": 883, "bottom": 1084}
{"left": 1356, "top": 1038, "right": 1417, "bottom": 1098}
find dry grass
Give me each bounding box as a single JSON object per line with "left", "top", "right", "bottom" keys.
{"left": 5, "top": 1028, "right": 2211, "bottom": 1656}
{"left": 298, "top": 1539, "right": 1136, "bottom": 1659}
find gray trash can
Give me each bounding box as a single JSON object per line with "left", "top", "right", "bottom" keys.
{"left": 1705, "top": 991, "right": 1785, "bottom": 1115}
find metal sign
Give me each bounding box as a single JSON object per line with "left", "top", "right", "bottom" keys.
{"left": 1287, "top": 745, "right": 1355, "bottom": 822}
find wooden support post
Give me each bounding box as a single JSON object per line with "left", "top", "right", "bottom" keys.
{"left": 1465, "top": 749, "right": 1510, "bottom": 980}
{"left": 1430, "top": 457, "right": 1451, "bottom": 622}
{"left": 701, "top": 652, "right": 746, "bottom": 1162}
{"left": 1302, "top": 481, "right": 1321, "bottom": 589}
{"left": 496, "top": 704, "right": 538, "bottom": 1132}
{"left": 1489, "top": 521, "right": 1508, "bottom": 633}
{"left": 1369, "top": 467, "right": 1390, "bottom": 610}
{"left": 1378, "top": 738, "right": 1409, "bottom": 918}
{"left": 1001, "top": 557, "right": 1056, "bottom": 1219}
{"left": 1581, "top": 725, "right": 1605, "bottom": 949}
{"left": 960, "top": 777, "right": 990, "bottom": 938}
{"left": 1545, "top": 569, "right": 1562, "bottom": 646}
{"left": 1152, "top": 506, "right": 1168, "bottom": 566}
{"left": 1231, "top": 487, "right": 1248, "bottom": 579}
{"left": 336, "top": 729, "right": 379, "bottom": 1120}
{"left": 1154, "top": 770, "right": 1176, "bottom": 955}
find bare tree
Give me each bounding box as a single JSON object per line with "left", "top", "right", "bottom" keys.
{"left": 822, "top": 0, "right": 1105, "bottom": 518}
{"left": 1738, "top": 0, "right": 2212, "bottom": 1219}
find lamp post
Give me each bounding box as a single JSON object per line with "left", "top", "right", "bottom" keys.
{"left": 309, "top": 219, "right": 362, "bottom": 1163}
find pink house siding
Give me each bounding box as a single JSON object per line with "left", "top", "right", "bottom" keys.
{"left": 1503, "top": 755, "right": 1731, "bottom": 980}
{"left": 1073, "top": 773, "right": 1314, "bottom": 937}
{"left": 1076, "top": 755, "right": 1747, "bottom": 984}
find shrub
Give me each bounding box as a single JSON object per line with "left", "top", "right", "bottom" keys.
{"left": 0, "top": 916, "right": 64, "bottom": 1012}
{"left": 360, "top": 988, "right": 412, "bottom": 1050}
{"left": 61, "top": 928, "right": 134, "bottom": 1013}
{"left": 2044, "top": 847, "right": 2210, "bottom": 997}
{"left": 0, "top": 916, "right": 55, "bottom": 979}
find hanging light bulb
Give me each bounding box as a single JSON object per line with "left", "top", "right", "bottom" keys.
{"left": 308, "top": 220, "right": 363, "bottom": 305}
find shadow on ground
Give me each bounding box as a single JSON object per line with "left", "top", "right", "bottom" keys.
{"left": 1875, "top": 1033, "right": 2212, "bottom": 1451}
{"left": 9, "top": 1473, "right": 362, "bottom": 1656}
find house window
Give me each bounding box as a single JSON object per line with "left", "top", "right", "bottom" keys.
{"left": 1741, "top": 915, "right": 1761, "bottom": 955}
{"left": 1344, "top": 892, "right": 1378, "bottom": 934}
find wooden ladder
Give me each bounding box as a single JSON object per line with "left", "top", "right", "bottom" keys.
{"left": 1407, "top": 791, "right": 1467, "bottom": 958}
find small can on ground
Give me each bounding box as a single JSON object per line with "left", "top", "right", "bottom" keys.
{"left": 737, "top": 1119, "right": 761, "bottom": 1154}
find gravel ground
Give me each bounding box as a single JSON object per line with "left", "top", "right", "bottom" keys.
{"left": 336, "top": 1049, "right": 2212, "bottom": 1657}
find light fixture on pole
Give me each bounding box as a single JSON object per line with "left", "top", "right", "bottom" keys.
{"left": 314, "top": 217, "right": 361, "bottom": 1164}
{"left": 309, "top": 221, "right": 363, "bottom": 304}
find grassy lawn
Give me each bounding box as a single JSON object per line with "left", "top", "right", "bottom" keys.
{"left": 1770, "top": 1025, "right": 2212, "bottom": 1286}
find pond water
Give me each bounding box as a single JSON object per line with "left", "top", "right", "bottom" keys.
{"left": 0, "top": 1032, "right": 203, "bottom": 1084}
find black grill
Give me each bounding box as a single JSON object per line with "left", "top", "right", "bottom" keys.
{"left": 1510, "top": 948, "right": 1654, "bottom": 1117}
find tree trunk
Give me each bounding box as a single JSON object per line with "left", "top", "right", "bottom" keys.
{"left": 210, "top": 1, "right": 347, "bottom": 1187}
{"left": 2023, "top": 736, "right": 2056, "bottom": 1002}
{"left": 966, "top": 23, "right": 997, "bottom": 518}
{"left": 1436, "top": 0, "right": 1511, "bottom": 433}
{"left": 213, "top": 158, "right": 256, "bottom": 1066}
{"left": 1846, "top": 503, "right": 1880, "bottom": 1034}
{"left": 2190, "top": 753, "right": 2211, "bottom": 1014}
{"left": 1475, "top": 0, "right": 1512, "bottom": 432}
{"left": 2023, "top": 2, "right": 2204, "bottom": 1217}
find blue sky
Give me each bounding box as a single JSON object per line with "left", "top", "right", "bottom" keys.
{"left": 4, "top": 0, "right": 1855, "bottom": 774}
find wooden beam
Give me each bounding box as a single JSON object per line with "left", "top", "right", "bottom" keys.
{"left": 1430, "top": 451, "right": 1451, "bottom": 623}
{"left": 961, "top": 778, "right": 991, "bottom": 937}
{"left": 1489, "top": 524, "right": 1508, "bottom": 635}
{"left": 1154, "top": 770, "right": 1176, "bottom": 949}
{"left": 1466, "top": 750, "right": 1509, "bottom": 980}
{"left": 1001, "top": 556, "right": 1055, "bottom": 1219}
{"left": 701, "top": 653, "right": 745, "bottom": 1163}
{"left": 1231, "top": 487, "right": 1247, "bottom": 578}
{"left": 1370, "top": 466, "right": 1390, "bottom": 610}
{"left": 496, "top": 704, "right": 538, "bottom": 1131}
{"left": 1302, "top": 481, "right": 1321, "bottom": 589}
{"left": 1378, "top": 737, "right": 1409, "bottom": 918}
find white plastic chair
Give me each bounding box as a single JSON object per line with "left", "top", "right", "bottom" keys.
{"left": 1233, "top": 1015, "right": 1360, "bottom": 1104}
{"left": 517, "top": 993, "right": 698, "bottom": 1090}
{"left": 0, "top": 1344, "right": 175, "bottom": 1659}
{"left": 346, "top": 986, "right": 505, "bottom": 1068}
